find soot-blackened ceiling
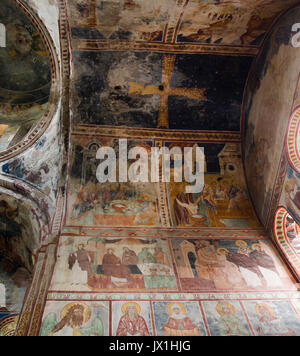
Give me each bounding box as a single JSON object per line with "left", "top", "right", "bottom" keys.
{"left": 67, "top": 0, "right": 300, "bottom": 132}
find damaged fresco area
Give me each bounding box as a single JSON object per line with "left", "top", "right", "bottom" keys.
{"left": 243, "top": 6, "right": 300, "bottom": 226}
{"left": 50, "top": 236, "right": 177, "bottom": 291}
{"left": 67, "top": 136, "right": 160, "bottom": 227}
{"left": 49, "top": 235, "right": 296, "bottom": 293}
{"left": 0, "top": 195, "right": 36, "bottom": 319}
{"left": 178, "top": 0, "right": 300, "bottom": 45}
{"left": 66, "top": 0, "right": 300, "bottom": 46}
{"left": 0, "top": 0, "right": 51, "bottom": 152}
{"left": 67, "top": 0, "right": 172, "bottom": 41}
{"left": 1, "top": 113, "right": 62, "bottom": 204}
{"left": 72, "top": 51, "right": 252, "bottom": 130}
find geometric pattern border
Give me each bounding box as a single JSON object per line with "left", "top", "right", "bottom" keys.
{"left": 274, "top": 207, "right": 300, "bottom": 281}
{"left": 286, "top": 105, "right": 300, "bottom": 174}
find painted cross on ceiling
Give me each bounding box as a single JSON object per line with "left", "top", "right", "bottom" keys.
{"left": 128, "top": 54, "right": 207, "bottom": 129}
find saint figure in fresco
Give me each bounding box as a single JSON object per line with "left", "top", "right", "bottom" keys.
{"left": 116, "top": 302, "right": 150, "bottom": 336}
{"left": 40, "top": 303, "right": 104, "bottom": 336}
{"left": 216, "top": 302, "right": 250, "bottom": 336}
{"left": 254, "top": 304, "right": 296, "bottom": 336}
{"left": 163, "top": 303, "right": 201, "bottom": 336}
{"left": 69, "top": 243, "right": 93, "bottom": 279}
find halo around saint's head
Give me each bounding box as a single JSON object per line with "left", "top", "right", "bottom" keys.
{"left": 255, "top": 303, "right": 275, "bottom": 317}
{"left": 166, "top": 302, "right": 186, "bottom": 316}
{"left": 121, "top": 302, "right": 141, "bottom": 315}
{"left": 236, "top": 240, "right": 247, "bottom": 247}
{"left": 216, "top": 302, "right": 235, "bottom": 316}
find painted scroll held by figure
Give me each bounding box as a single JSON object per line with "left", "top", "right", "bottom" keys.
{"left": 163, "top": 303, "right": 201, "bottom": 336}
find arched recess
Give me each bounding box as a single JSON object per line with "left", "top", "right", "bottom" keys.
{"left": 274, "top": 207, "right": 300, "bottom": 280}
{"left": 0, "top": 0, "right": 60, "bottom": 162}
{"left": 0, "top": 183, "right": 50, "bottom": 325}
{"left": 286, "top": 105, "right": 300, "bottom": 174}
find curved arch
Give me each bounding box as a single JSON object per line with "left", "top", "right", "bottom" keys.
{"left": 0, "top": 0, "right": 60, "bottom": 162}
{"left": 274, "top": 206, "right": 300, "bottom": 280}
{"left": 286, "top": 105, "right": 300, "bottom": 174}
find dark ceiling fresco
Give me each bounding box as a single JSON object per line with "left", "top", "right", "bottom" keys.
{"left": 67, "top": 0, "right": 300, "bottom": 132}
{"left": 0, "top": 0, "right": 51, "bottom": 152}
{"left": 73, "top": 51, "right": 252, "bottom": 130}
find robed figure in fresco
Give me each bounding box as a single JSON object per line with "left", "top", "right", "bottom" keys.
{"left": 254, "top": 304, "right": 296, "bottom": 336}
{"left": 216, "top": 302, "right": 250, "bottom": 336}
{"left": 102, "top": 248, "right": 133, "bottom": 283}
{"left": 116, "top": 302, "right": 150, "bottom": 336}
{"left": 163, "top": 303, "right": 201, "bottom": 336}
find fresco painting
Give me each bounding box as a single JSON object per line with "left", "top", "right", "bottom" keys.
{"left": 72, "top": 51, "right": 252, "bottom": 131}
{"left": 50, "top": 236, "right": 177, "bottom": 291}
{"left": 40, "top": 301, "right": 109, "bottom": 336}
{"left": 172, "top": 239, "right": 296, "bottom": 291}
{"left": 167, "top": 142, "right": 260, "bottom": 228}
{"left": 67, "top": 0, "right": 171, "bottom": 41}
{"left": 112, "top": 301, "right": 153, "bottom": 336}
{"left": 67, "top": 137, "right": 160, "bottom": 227}
{"left": 202, "top": 301, "right": 251, "bottom": 336}
{"left": 4, "top": 0, "right": 300, "bottom": 337}
{"left": 285, "top": 213, "right": 300, "bottom": 256}
{"left": 152, "top": 301, "right": 206, "bottom": 336}
{"left": 244, "top": 6, "right": 300, "bottom": 225}
{"left": 178, "top": 0, "right": 300, "bottom": 45}
{"left": 243, "top": 300, "right": 300, "bottom": 336}
{"left": 0, "top": 0, "right": 51, "bottom": 151}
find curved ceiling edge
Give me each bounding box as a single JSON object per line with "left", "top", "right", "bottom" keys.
{"left": 0, "top": 0, "right": 60, "bottom": 162}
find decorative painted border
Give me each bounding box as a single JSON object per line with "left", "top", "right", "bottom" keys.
{"left": 0, "top": 315, "right": 19, "bottom": 336}
{"left": 274, "top": 207, "right": 300, "bottom": 281}
{"left": 286, "top": 105, "right": 300, "bottom": 174}
{"left": 72, "top": 38, "right": 259, "bottom": 56}
{"left": 0, "top": 0, "right": 60, "bottom": 162}
{"left": 72, "top": 124, "right": 241, "bottom": 142}
{"left": 47, "top": 291, "right": 300, "bottom": 302}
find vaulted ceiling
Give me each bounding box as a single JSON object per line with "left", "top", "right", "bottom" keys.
{"left": 66, "top": 0, "right": 300, "bottom": 132}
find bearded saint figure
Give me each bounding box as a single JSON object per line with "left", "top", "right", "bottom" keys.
{"left": 116, "top": 302, "right": 150, "bottom": 336}
{"left": 40, "top": 303, "right": 104, "bottom": 336}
